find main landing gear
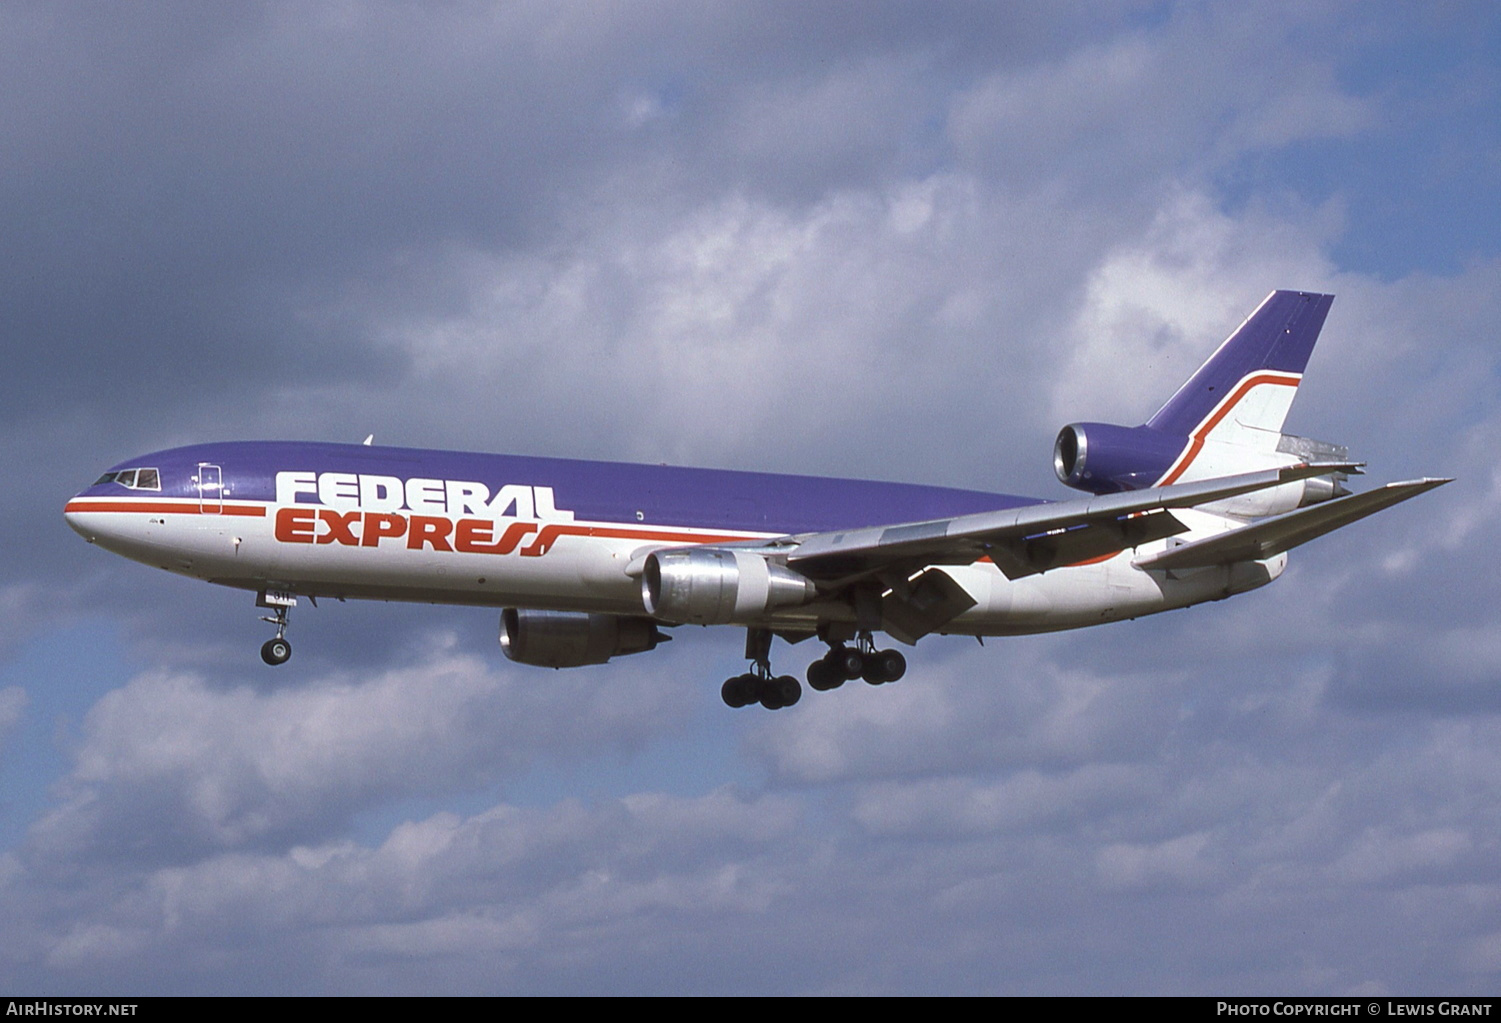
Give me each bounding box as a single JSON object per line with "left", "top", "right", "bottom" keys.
{"left": 257, "top": 591, "right": 295, "bottom": 666}
{"left": 721, "top": 628, "right": 908, "bottom": 710}
{"left": 806, "top": 638, "right": 906, "bottom": 691}
{"left": 722, "top": 627, "right": 802, "bottom": 710}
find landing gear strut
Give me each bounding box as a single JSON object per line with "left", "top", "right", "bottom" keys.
{"left": 257, "top": 591, "right": 295, "bottom": 666}
{"left": 722, "top": 628, "right": 802, "bottom": 710}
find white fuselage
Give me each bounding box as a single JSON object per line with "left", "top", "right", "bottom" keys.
{"left": 65, "top": 490, "right": 1283, "bottom": 638}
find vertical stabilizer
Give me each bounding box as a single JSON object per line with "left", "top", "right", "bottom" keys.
{"left": 1148, "top": 290, "right": 1333, "bottom": 485}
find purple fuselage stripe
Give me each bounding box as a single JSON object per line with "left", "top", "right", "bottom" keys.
{"left": 82, "top": 441, "right": 1034, "bottom": 535}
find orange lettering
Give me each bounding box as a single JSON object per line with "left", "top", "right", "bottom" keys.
{"left": 275, "top": 507, "right": 316, "bottom": 543}
{"left": 317, "top": 508, "right": 362, "bottom": 546}
{"left": 407, "top": 515, "right": 453, "bottom": 551}
{"left": 453, "top": 519, "right": 538, "bottom": 554}
{"left": 520, "top": 523, "right": 571, "bottom": 557}
{"left": 361, "top": 512, "right": 407, "bottom": 546}
{"left": 454, "top": 518, "right": 495, "bottom": 552}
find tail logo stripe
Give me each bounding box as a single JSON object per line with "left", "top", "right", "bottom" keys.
{"left": 1157, "top": 371, "right": 1301, "bottom": 486}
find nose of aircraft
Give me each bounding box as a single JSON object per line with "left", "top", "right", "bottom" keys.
{"left": 64, "top": 488, "right": 104, "bottom": 543}
{"left": 64, "top": 469, "right": 148, "bottom": 548}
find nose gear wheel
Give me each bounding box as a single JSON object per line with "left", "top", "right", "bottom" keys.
{"left": 257, "top": 598, "right": 294, "bottom": 666}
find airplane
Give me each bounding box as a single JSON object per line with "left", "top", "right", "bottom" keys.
{"left": 64, "top": 290, "right": 1447, "bottom": 710}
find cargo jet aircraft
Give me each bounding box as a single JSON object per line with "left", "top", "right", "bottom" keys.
{"left": 65, "top": 291, "right": 1447, "bottom": 710}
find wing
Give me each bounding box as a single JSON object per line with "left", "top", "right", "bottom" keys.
{"left": 782, "top": 461, "right": 1362, "bottom": 586}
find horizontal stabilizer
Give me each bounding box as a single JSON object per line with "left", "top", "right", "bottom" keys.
{"left": 1132, "top": 478, "right": 1452, "bottom": 572}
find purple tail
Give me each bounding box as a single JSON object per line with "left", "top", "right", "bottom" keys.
{"left": 1146, "top": 290, "right": 1333, "bottom": 438}
{"left": 1056, "top": 290, "right": 1335, "bottom": 494}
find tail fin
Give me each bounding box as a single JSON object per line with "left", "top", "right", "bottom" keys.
{"left": 1148, "top": 290, "right": 1333, "bottom": 485}
{"left": 1053, "top": 290, "right": 1343, "bottom": 504}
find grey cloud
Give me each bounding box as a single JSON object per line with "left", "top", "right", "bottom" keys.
{"left": 25, "top": 645, "right": 692, "bottom": 864}
{"left": 0, "top": 686, "right": 25, "bottom": 755}
{"left": 947, "top": 3, "right": 1376, "bottom": 196}
{"left": 748, "top": 640, "right": 1191, "bottom": 786}
{"left": 8, "top": 788, "right": 809, "bottom": 994}
{"left": 849, "top": 764, "right": 1157, "bottom": 837}
{"left": 16, "top": 710, "right": 1501, "bottom": 993}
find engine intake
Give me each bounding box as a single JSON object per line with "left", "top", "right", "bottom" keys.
{"left": 1054, "top": 422, "right": 1186, "bottom": 494}
{"left": 500, "top": 609, "right": 667, "bottom": 668}
{"left": 642, "top": 548, "right": 818, "bottom": 625}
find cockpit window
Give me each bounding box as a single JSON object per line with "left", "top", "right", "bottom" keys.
{"left": 95, "top": 467, "right": 161, "bottom": 491}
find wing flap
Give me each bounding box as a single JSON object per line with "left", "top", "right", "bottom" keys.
{"left": 1132, "top": 478, "right": 1451, "bottom": 572}
{"left": 984, "top": 508, "right": 1186, "bottom": 580}
{"left": 880, "top": 568, "right": 979, "bottom": 644}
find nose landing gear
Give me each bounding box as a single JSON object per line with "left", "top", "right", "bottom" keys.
{"left": 261, "top": 634, "right": 292, "bottom": 666}
{"left": 256, "top": 591, "right": 296, "bottom": 666}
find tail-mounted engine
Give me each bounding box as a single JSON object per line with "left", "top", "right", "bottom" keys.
{"left": 1053, "top": 422, "right": 1185, "bottom": 494}
{"left": 1054, "top": 422, "right": 1352, "bottom": 510}
{"left": 500, "top": 609, "right": 668, "bottom": 668}
{"left": 642, "top": 547, "right": 818, "bottom": 625}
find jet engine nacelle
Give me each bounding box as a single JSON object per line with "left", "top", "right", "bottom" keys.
{"left": 500, "top": 609, "right": 667, "bottom": 668}
{"left": 1054, "top": 422, "right": 1185, "bottom": 494}
{"left": 642, "top": 547, "right": 818, "bottom": 625}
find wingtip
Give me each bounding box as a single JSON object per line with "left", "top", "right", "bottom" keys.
{"left": 1383, "top": 476, "right": 1453, "bottom": 492}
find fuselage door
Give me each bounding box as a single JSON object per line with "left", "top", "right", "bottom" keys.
{"left": 196, "top": 462, "right": 223, "bottom": 514}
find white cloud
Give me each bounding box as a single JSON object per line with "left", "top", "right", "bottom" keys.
{"left": 329, "top": 173, "right": 1084, "bottom": 488}
{"left": 1096, "top": 830, "right": 1216, "bottom": 890}
{"left": 850, "top": 764, "right": 1154, "bottom": 837}
{"left": 1330, "top": 826, "right": 1471, "bottom": 885}
{"left": 750, "top": 640, "right": 1190, "bottom": 785}
{"left": 12, "top": 788, "right": 806, "bottom": 992}
{"left": 1055, "top": 189, "right": 1340, "bottom": 425}
{"left": 0, "top": 686, "right": 24, "bottom": 754}
{"left": 27, "top": 640, "right": 687, "bottom": 860}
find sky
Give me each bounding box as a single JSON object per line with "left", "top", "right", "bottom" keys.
{"left": 1, "top": 0, "right": 1499, "bottom": 996}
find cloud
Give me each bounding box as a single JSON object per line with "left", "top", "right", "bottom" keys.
{"left": 850, "top": 764, "right": 1155, "bottom": 837}
{"left": 284, "top": 172, "right": 1089, "bottom": 491}
{"left": 1053, "top": 189, "right": 1342, "bottom": 424}
{"left": 11, "top": 788, "right": 806, "bottom": 994}
{"left": 947, "top": 3, "right": 1375, "bottom": 193}
{"left": 749, "top": 639, "right": 1192, "bottom": 785}
{"left": 0, "top": 686, "right": 24, "bottom": 755}
{"left": 26, "top": 639, "right": 688, "bottom": 863}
